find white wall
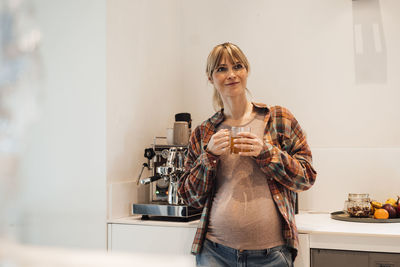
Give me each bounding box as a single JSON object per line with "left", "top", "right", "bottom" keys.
{"left": 16, "top": 0, "right": 398, "bottom": 250}
{"left": 16, "top": 0, "right": 107, "bottom": 249}
{"left": 106, "top": 0, "right": 184, "bottom": 218}
{"left": 108, "top": 0, "right": 400, "bottom": 216}
{"left": 179, "top": 0, "right": 400, "bottom": 212}
{"left": 181, "top": 0, "right": 400, "bottom": 144}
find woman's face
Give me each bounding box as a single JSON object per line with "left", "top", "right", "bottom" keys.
{"left": 210, "top": 55, "right": 248, "bottom": 99}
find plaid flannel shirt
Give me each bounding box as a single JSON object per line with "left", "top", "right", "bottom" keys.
{"left": 178, "top": 102, "right": 317, "bottom": 256}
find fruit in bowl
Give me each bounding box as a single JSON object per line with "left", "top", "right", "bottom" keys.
{"left": 374, "top": 208, "right": 389, "bottom": 219}
{"left": 397, "top": 196, "right": 400, "bottom": 217}
{"left": 385, "top": 198, "right": 397, "bottom": 207}
{"left": 382, "top": 203, "right": 397, "bottom": 218}
{"left": 370, "top": 197, "right": 400, "bottom": 219}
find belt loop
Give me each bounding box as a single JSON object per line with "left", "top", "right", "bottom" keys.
{"left": 237, "top": 249, "right": 244, "bottom": 258}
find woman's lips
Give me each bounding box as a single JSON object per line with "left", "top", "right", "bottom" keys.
{"left": 226, "top": 82, "right": 239, "bottom": 86}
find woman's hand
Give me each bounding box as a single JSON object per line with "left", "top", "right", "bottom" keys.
{"left": 206, "top": 129, "right": 230, "bottom": 156}
{"left": 234, "top": 132, "right": 264, "bottom": 157}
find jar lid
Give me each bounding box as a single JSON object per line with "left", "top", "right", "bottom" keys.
{"left": 348, "top": 193, "right": 369, "bottom": 200}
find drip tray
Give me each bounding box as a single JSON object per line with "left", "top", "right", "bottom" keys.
{"left": 132, "top": 202, "right": 202, "bottom": 221}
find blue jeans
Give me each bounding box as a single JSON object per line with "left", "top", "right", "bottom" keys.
{"left": 196, "top": 239, "right": 293, "bottom": 267}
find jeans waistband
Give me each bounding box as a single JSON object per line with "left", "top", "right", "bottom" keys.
{"left": 204, "top": 239, "right": 287, "bottom": 256}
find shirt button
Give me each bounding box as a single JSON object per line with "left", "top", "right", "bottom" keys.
{"left": 213, "top": 160, "right": 216, "bottom": 164}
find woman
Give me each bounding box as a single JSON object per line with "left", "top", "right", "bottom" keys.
{"left": 178, "top": 42, "right": 317, "bottom": 267}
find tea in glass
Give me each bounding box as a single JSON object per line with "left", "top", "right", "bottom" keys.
{"left": 230, "top": 126, "right": 251, "bottom": 154}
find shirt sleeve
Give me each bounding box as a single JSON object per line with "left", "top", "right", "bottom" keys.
{"left": 178, "top": 126, "right": 218, "bottom": 209}
{"left": 254, "top": 107, "right": 317, "bottom": 192}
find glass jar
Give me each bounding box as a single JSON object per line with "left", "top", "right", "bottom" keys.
{"left": 345, "top": 193, "right": 371, "bottom": 217}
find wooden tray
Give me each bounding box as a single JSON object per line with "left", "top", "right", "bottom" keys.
{"left": 330, "top": 211, "right": 400, "bottom": 223}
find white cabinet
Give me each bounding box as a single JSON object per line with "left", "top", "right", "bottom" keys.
{"left": 108, "top": 220, "right": 310, "bottom": 266}
{"left": 107, "top": 222, "right": 196, "bottom": 255}
{"left": 107, "top": 213, "right": 400, "bottom": 267}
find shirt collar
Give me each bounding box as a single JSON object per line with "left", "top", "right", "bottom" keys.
{"left": 208, "top": 102, "right": 270, "bottom": 127}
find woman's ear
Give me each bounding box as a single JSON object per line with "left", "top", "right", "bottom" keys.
{"left": 208, "top": 76, "right": 213, "bottom": 84}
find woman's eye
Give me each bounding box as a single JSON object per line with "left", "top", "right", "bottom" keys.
{"left": 234, "top": 64, "right": 243, "bottom": 70}
{"left": 216, "top": 67, "right": 227, "bottom": 72}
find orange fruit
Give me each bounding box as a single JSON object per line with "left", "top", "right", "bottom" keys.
{"left": 374, "top": 208, "right": 389, "bottom": 219}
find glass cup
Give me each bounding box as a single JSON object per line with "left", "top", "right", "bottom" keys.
{"left": 230, "top": 126, "right": 251, "bottom": 154}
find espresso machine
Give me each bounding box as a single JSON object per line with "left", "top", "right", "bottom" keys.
{"left": 133, "top": 113, "right": 201, "bottom": 221}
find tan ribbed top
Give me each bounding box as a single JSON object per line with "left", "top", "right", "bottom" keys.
{"left": 206, "top": 110, "right": 284, "bottom": 250}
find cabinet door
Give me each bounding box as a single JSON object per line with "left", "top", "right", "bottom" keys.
{"left": 108, "top": 223, "right": 196, "bottom": 255}
{"left": 369, "top": 252, "right": 400, "bottom": 267}
{"left": 311, "top": 249, "right": 368, "bottom": 267}
{"left": 295, "top": 233, "right": 310, "bottom": 267}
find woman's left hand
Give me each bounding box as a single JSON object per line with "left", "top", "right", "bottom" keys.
{"left": 234, "top": 132, "right": 264, "bottom": 157}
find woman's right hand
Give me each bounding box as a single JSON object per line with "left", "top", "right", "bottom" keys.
{"left": 206, "top": 129, "right": 230, "bottom": 156}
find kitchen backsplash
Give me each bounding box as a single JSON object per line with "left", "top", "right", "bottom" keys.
{"left": 299, "top": 147, "right": 400, "bottom": 213}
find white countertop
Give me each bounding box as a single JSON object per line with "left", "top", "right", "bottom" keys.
{"left": 108, "top": 212, "right": 400, "bottom": 236}
{"left": 296, "top": 212, "right": 400, "bottom": 237}
{"left": 107, "top": 215, "right": 199, "bottom": 228}
{"left": 296, "top": 212, "right": 400, "bottom": 253}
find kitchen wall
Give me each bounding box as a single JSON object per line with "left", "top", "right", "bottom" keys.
{"left": 178, "top": 0, "right": 400, "bottom": 212}
{"left": 107, "top": 0, "right": 184, "bottom": 218}
{"left": 15, "top": 0, "right": 399, "bottom": 250}
{"left": 15, "top": 0, "right": 107, "bottom": 249}
{"left": 108, "top": 0, "right": 400, "bottom": 217}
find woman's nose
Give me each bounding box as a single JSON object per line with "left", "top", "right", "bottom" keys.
{"left": 227, "top": 68, "right": 236, "bottom": 78}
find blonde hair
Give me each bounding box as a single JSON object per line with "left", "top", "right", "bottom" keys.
{"left": 206, "top": 42, "right": 250, "bottom": 111}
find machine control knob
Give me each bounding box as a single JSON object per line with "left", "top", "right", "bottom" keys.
{"left": 144, "top": 148, "right": 156, "bottom": 160}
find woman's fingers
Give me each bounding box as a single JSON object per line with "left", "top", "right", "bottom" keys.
{"left": 233, "top": 133, "right": 263, "bottom": 156}
{"left": 213, "top": 131, "right": 230, "bottom": 145}
{"left": 207, "top": 129, "right": 230, "bottom": 155}
{"left": 208, "top": 130, "right": 264, "bottom": 156}
{"left": 217, "top": 142, "right": 230, "bottom": 152}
